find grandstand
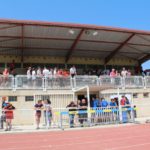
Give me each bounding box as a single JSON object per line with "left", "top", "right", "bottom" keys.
{"left": 0, "top": 19, "right": 150, "bottom": 125}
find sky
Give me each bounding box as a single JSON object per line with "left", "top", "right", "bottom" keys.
{"left": 0, "top": 0, "right": 150, "bottom": 69}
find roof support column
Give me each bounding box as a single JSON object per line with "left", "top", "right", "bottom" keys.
{"left": 21, "top": 24, "right": 24, "bottom": 66}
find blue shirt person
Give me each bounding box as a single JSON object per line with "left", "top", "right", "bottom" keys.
{"left": 101, "top": 98, "right": 108, "bottom": 107}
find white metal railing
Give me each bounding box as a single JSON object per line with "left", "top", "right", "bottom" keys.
{"left": 99, "top": 76, "right": 122, "bottom": 88}
{"left": 1, "top": 75, "right": 150, "bottom": 90}
{"left": 0, "top": 75, "right": 14, "bottom": 89}
{"left": 75, "top": 75, "right": 98, "bottom": 88}
{"left": 15, "top": 75, "right": 44, "bottom": 90}
{"left": 124, "top": 76, "right": 144, "bottom": 88}
{"left": 144, "top": 76, "right": 150, "bottom": 88}
{"left": 45, "top": 76, "right": 72, "bottom": 89}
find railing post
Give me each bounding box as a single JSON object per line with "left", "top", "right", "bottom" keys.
{"left": 117, "top": 88, "right": 122, "bottom": 123}
{"left": 74, "top": 76, "right": 76, "bottom": 88}
{"left": 143, "top": 76, "right": 146, "bottom": 89}
{"left": 122, "top": 77, "right": 125, "bottom": 89}
{"left": 43, "top": 77, "right": 46, "bottom": 91}
{"left": 13, "top": 76, "right": 16, "bottom": 91}
{"left": 97, "top": 76, "right": 100, "bottom": 86}
{"left": 87, "top": 86, "right": 91, "bottom": 126}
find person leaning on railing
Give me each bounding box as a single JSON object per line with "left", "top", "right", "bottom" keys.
{"left": 78, "top": 99, "right": 88, "bottom": 127}
{"left": 66, "top": 101, "right": 77, "bottom": 128}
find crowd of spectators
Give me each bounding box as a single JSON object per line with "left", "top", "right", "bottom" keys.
{"left": 66, "top": 95, "right": 132, "bottom": 128}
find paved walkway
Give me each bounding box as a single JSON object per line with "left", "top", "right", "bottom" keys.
{"left": 0, "top": 117, "right": 149, "bottom": 134}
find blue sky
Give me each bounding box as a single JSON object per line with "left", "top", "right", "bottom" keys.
{"left": 0, "top": 0, "right": 150, "bottom": 69}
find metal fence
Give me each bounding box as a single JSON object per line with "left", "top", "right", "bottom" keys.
{"left": 1, "top": 75, "right": 150, "bottom": 90}
{"left": 74, "top": 75, "right": 98, "bottom": 88}
{"left": 99, "top": 76, "right": 122, "bottom": 88}
{"left": 124, "top": 76, "right": 144, "bottom": 88}
{"left": 0, "top": 75, "right": 14, "bottom": 89}
{"left": 0, "top": 105, "right": 136, "bottom": 130}
{"left": 45, "top": 76, "right": 72, "bottom": 89}
{"left": 15, "top": 75, "right": 44, "bottom": 90}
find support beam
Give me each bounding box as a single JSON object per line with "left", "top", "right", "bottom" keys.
{"left": 104, "top": 33, "right": 135, "bottom": 64}
{"left": 139, "top": 54, "right": 150, "bottom": 64}
{"left": 21, "top": 24, "right": 24, "bottom": 63}
{"left": 65, "top": 29, "right": 84, "bottom": 63}
{"left": 0, "top": 25, "right": 18, "bottom": 31}
{"left": 0, "top": 35, "right": 150, "bottom": 47}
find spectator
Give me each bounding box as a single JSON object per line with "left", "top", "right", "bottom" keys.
{"left": 127, "top": 69, "right": 131, "bottom": 76}
{"left": 43, "top": 99, "right": 52, "bottom": 129}
{"left": 114, "top": 97, "right": 119, "bottom": 106}
{"left": 43, "top": 67, "right": 49, "bottom": 78}
{"left": 3, "top": 68, "right": 9, "bottom": 82}
{"left": 34, "top": 100, "right": 43, "bottom": 129}
{"left": 110, "top": 99, "right": 117, "bottom": 107}
{"left": 66, "top": 101, "right": 77, "bottom": 128}
{"left": 120, "top": 95, "right": 126, "bottom": 106}
{"left": 121, "top": 67, "right": 127, "bottom": 77}
{"left": 101, "top": 98, "right": 108, "bottom": 107}
{"left": 70, "top": 65, "right": 77, "bottom": 78}
{"left": 3, "top": 98, "right": 15, "bottom": 131}
{"left": 37, "top": 67, "right": 42, "bottom": 78}
{"left": 27, "top": 67, "right": 32, "bottom": 80}
{"left": 91, "top": 97, "right": 100, "bottom": 108}
{"left": 1, "top": 97, "right": 7, "bottom": 129}
{"left": 110, "top": 69, "right": 116, "bottom": 77}
{"left": 9, "top": 60, "right": 15, "bottom": 75}
{"left": 78, "top": 99, "right": 88, "bottom": 127}
{"left": 32, "top": 68, "right": 36, "bottom": 82}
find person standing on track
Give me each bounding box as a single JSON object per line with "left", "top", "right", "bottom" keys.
{"left": 2, "top": 98, "right": 15, "bottom": 131}
{"left": 34, "top": 100, "right": 43, "bottom": 129}
{"left": 43, "top": 99, "right": 53, "bottom": 129}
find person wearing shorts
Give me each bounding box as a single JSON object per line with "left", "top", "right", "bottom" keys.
{"left": 34, "top": 100, "right": 43, "bottom": 129}
{"left": 3, "top": 100, "right": 15, "bottom": 131}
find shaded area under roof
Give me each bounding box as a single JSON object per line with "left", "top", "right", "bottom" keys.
{"left": 0, "top": 19, "right": 150, "bottom": 64}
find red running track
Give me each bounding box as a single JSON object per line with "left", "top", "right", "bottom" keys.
{"left": 0, "top": 124, "right": 150, "bottom": 150}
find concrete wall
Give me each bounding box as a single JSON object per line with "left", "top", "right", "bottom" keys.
{"left": 0, "top": 89, "right": 74, "bottom": 125}
{"left": 1, "top": 88, "right": 150, "bottom": 125}
{"left": 0, "top": 55, "right": 138, "bottom": 66}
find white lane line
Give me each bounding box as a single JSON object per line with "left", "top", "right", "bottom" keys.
{"left": 106, "top": 142, "right": 150, "bottom": 150}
